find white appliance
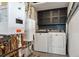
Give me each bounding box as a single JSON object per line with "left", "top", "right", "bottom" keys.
{"left": 34, "top": 32, "right": 66, "bottom": 55}
{"left": 0, "top": 2, "right": 26, "bottom": 35}
{"left": 25, "top": 18, "right": 35, "bottom": 41}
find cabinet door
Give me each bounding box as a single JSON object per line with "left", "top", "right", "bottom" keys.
{"left": 47, "top": 33, "right": 52, "bottom": 53}
{"left": 51, "top": 33, "right": 66, "bottom": 55}
{"left": 34, "top": 33, "right": 48, "bottom": 52}
{"left": 52, "top": 34, "right": 64, "bottom": 48}
{"left": 37, "top": 33, "right": 44, "bottom": 52}
{"left": 34, "top": 33, "right": 41, "bottom": 51}
{"left": 40, "top": 33, "right": 48, "bottom": 52}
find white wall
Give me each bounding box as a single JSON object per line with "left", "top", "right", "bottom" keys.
{"left": 68, "top": 8, "right": 79, "bottom": 57}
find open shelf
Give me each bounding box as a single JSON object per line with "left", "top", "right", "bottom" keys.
{"left": 52, "top": 9, "right": 59, "bottom": 16}
{"left": 37, "top": 7, "right": 67, "bottom": 32}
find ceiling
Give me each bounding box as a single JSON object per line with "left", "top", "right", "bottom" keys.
{"left": 32, "top": 2, "right": 69, "bottom": 11}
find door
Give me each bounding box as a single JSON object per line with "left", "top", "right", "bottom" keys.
{"left": 34, "top": 33, "right": 41, "bottom": 51}
{"left": 40, "top": 33, "right": 47, "bottom": 52}
{"left": 47, "top": 33, "right": 53, "bottom": 53}
{"left": 34, "top": 33, "right": 48, "bottom": 52}
{"left": 51, "top": 33, "right": 66, "bottom": 55}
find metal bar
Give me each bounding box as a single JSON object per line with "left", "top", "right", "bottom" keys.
{"left": 67, "top": 2, "right": 79, "bottom": 24}
{"left": 0, "top": 47, "right": 22, "bottom": 57}
{"left": 0, "top": 44, "right": 31, "bottom": 57}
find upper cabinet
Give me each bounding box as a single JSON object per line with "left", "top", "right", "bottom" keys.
{"left": 38, "top": 8, "right": 67, "bottom": 25}
{"left": 37, "top": 8, "right": 67, "bottom": 32}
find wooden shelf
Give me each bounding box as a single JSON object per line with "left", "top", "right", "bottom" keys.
{"left": 38, "top": 7, "right": 67, "bottom": 32}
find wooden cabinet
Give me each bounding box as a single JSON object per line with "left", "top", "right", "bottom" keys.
{"left": 38, "top": 8, "right": 67, "bottom": 25}
{"left": 38, "top": 8, "right": 67, "bottom": 32}
{"left": 34, "top": 33, "right": 66, "bottom": 55}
